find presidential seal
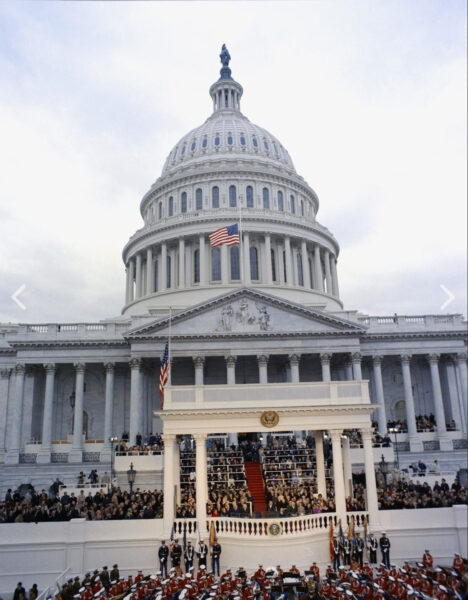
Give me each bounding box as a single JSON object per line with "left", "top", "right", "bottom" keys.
{"left": 260, "top": 410, "right": 279, "bottom": 428}
{"left": 267, "top": 522, "right": 283, "bottom": 537}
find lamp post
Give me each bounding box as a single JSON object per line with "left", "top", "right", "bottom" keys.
{"left": 389, "top": 426, "right": 400, "bottom": 471}
{"left": 127, "top": 462, "right": 136, "bottom": 493}
{"left": 379, "top": 454, "right": 389, "bottom": 490}
{"left": 109, "top": 436, "right": 118, "bottom": 485}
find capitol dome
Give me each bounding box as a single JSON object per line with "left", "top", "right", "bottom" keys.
{"left": 121, "top": 46, "right": 342, "bottom": 317}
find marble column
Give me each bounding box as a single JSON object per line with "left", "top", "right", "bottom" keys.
{"left": 313, "top": 245, "right": 324, "bottom": 292}
{"left": 5, "top": 364, "right": 26, "bottom": 464}
{"left": 125, "top": 264, "right": 131, "bottom": 304}
{"left": 243, "top": 232, "right": 251, "bottom": 285}
{"left": 146, "top": 248, "right": 154, "bottom": 295}
{"left": 284, "top": 236, "right": 293, "bottom": 284}
{"left": 163, "top": 433, "right": 176, "bottom": 533}
{"left": 330, "top": 429, "right": 346, "bottom": 519}
{"left": 314, "top": 430, "right": 327, "bottom": 498}
{"left": 427, "top": 354, "right": 452, "bottom": 451}
{"left": 194, "top": 356, "right": 205, "bottom": 386}
{"left": 100, "top": 362, "right": 115, "bottom": 461}
{"left": 199, "top": 235, "right": 207, "bottom": 285}
{"left": 341, "top": 435, "right": 352, "bottom": 498}
{"left": 178, "top": 238, "right": 185, "bottom": 289}
{"left": 264, "top": 234, "right": 273, "bottom": 285}
{"left": 226, "top": 356, "right": 236, "bottom": 385}
{"left": 361, "top": 427, "right": 380, "bottom": 527}
{"left": 324, "top": 250, "right": 333, "bottom": 295}
{"left": 135, "top": 253, "right": 142, "bottom": 299}
{"left": 445, "top": 358, "right": 464, "bottom": 433}
{"left": 194, "top": 432, "right": 208, "bottom": 534}
{"left": 455, "top": 353, "right": 467, "bottom": 429}
{"left": 37, "top": 363, "right": 56, "bottom": 464}
{"left": 129, "top": 358, "right": 142, "bottom": 446}
{"left": 330, "top": 255, "right": 340, "bottom": 298}
{"left": 127, "top": 259, "right": 135, "bottom": 303}
{"left": 174, "top": 438, "right": 181, "bottom": 505}
{"left": 257, "top": 355, "right": 269, "bottom": 384}
{"left": 160, "top": 243, "right": 167, "bottom": 291}
{"left": 344, "top": 359, "right": 353, "bottom": 381}
{"left": 320, "top": 353, "right": 332, "bottom": 382}
{"left": 351, "top": 352, "right": 362, "bottom": 380}
{"left": 289, "top": 354, "right": 300, "bottom": 383}
{"left": 69, "top": 362, "right": 85, "bottom": 463}
{"left": 301, "top": 240, "right": 311, "bottom": 288}
{"left": 372, "top": 355, "right": 388, "bottom": 434}
{"left": 0, "top": 368, "right": 12, "bottom": 458}
{"left": 400, "top": 354, "right": 423, "bottom": 452}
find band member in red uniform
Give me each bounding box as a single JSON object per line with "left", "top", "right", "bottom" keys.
{"left": 309, "top": 562, "right": 320, "bottom": 581}
{"left": 453, "top": 553, "right": 464, "bottom": 574}
{"left": 290, "top": 565, "right": 300, "bottom": 576}
{"left": 422, "top": 550, "right": 434, "bottom": 569}
{"left": 254, "top": 565, "right": 266, "bottom": 585}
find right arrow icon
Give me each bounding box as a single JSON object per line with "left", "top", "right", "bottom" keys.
{"left": 440, "top": 284, "right": 455, "bottom": 311}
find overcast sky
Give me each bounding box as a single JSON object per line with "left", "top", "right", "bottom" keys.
{"left": 0, "top": 0, "right": 466, "bottom": 324}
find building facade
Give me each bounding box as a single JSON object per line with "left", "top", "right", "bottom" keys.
{"left": 0, "top": 49, "right": 466, "bottom": 497}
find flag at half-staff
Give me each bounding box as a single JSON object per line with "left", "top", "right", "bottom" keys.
{"left": 209, "top": 223, "right": 239, "bottom": 247}
{"left": 159, "top": 341, "right": 169, "bottom": 408}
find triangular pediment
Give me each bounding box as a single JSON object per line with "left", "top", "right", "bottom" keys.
{"left": 126, "top": 288, "right": 365, "bottom": 339}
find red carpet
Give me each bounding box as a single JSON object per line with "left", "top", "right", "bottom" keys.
{"left": 244, "top": 461, "right": 267, "bottom": 516}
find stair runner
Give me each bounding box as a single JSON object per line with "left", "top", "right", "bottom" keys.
{"left": 244, "top": 461, "right": 267, "bottom": 516}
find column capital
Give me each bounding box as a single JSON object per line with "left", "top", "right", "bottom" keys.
{"left": 43, "top": 363, "right": 57, "bottom": 373}
{"left": 400, "top": 353, "right": 412, "bottom": 364}
{"left": 426, "top": 353, "right": 440, "bottom": 364}
{"left": 257, "top": 354, "right": 269, "bottom": 365}
{"left": 193, "top": 432, "right": 207, "bottom": 443}
{"left": 225, "top": 355, "right": 237, "bottom": 366}
{"left": 360, "top": 427, "right": 374, "bottom": 440}
{"left": 289, "top": 353, "right": 301, "bottom": 366}
{"left": 129, "top": 358, "right": 141, "bottom": 370}
{"left": 0, "top": 368, "right": 12, "bottom": 379}
{"left": 351, "top": 352, "right": 362, "bottom": 362}
{"left": 329, "top": 428, "right": 343, "bottom": 440}
{"left": 193, "top": 356, "right": 205, "bottom": 367}
{"left": 73, "top": 362, "right": 86, "bottom": 373}
{"left": 320, "top": 353, "right": 332, "bottom": 364}
{"left": 456, "top": 352, "right": 467, "bottom": 363}
{"left": 104, "top": 362, "right": 115, "bottom": 373}
{"left": 372, "top": 354, "right": 383, "bottom": 365}
{"left": 163, "top": 433, "right": 177, "bottom": 444}
{"left": 15, "top": 363, "right": 26, "bottom": 374}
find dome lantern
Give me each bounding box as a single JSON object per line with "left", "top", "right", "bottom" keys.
{"left": 209, "top": 44, "right": 243, "bottom": 113}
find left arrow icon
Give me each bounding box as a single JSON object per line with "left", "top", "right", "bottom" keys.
{"left": 12, "top": 284, "right": 27, "bottom": 310}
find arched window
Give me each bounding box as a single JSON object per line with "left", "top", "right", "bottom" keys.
{"left": 181, "top": 192, "right": 187, "bottom": 213}
{"left": 283, "top": 250, "right": 287, "bottom": 282}
{"left": 158, "top": 202, "right": 162, "bottom": 219}
{"left": 263, "top": 139, "right": 269, "bottom": 151}
{"left": 240, "top": 135, "right": 246, "bottom": 146}
{"left": 271, "top": 249, "right": 277, "bottom": 282}
{"left": 301, "top": 199, "right": 304, "bottom": 216}
{"left": 227, "top": 134, "right": 233, "bottom": 145}
{"left": 190, "top": 140, "right": 196, "bottom": 151}
{"left": 230, "top": 246, "right": 240, "bottom": 280}
{"left": 263, "top": 187, "right": 270, "bottom": 209}
{"left": 168, "top": 196, "right": 174, "bottom": 217}
{"left": 246, "top": 185, "right": 254, "bottom": 208}
{"left": 181, "top": 144, "right": 186, "bottom": 156}
{"left": 154, "top": 260, "right": 159, "bottom": 292}
{"left": 297, "top": 254, "right": 304, "bottom": 286}
{"left": 212, "top": 186, "right": 219, "bottom": 208}
{"left": 229, "top": 185, "right": 237, "bottom": 208}
{"left": 211, "top": 248, "right": 221, "bottom": 281}
{"left": 196, "top": 188, "right": 203, "bottom": 210}
{"left": 214, "top": 135, "right": 220, "bottom": 147}
{"left": 277, "top": 191, "right": 284, "bottom": 211}
{"left": 193, "top": 249, "right": 200, "bottom": 284}
{"left": 166, "top": 256, "right": 171, "bottom": 289}
{"left": 290, "top": 195, "right": 295, "bottom": 214}
{"left": 250, "top": 247, "right": 259, "bottom": 280}
{"left": 252, "top": 136, "right": 258, "bottom": 148}
{"left": 202, "top": 137, "right": 208, "bottom": 149}
{"left": 309, "top": 258, "right": 314, "bottom": 289}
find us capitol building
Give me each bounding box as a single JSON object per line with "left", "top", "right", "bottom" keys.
{"left": 0, "top": 46, "right": 466, "bottom": 508}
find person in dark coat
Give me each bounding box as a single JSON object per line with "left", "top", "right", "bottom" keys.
{"left": 99, "top": 566, "right": 110, "bottom": 590}
{"left": 13, "top": 583, "right": 26, "bottom": 600}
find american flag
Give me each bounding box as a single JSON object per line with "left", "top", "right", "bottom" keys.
{"left": 159, "top": 341, "right": 169, "bottom": 407}
{"left": 209, "top": 223, "right": 239, "bottom": 248}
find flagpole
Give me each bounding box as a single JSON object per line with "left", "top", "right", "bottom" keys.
{"left": 238, "top": 198, "right": 244, "bottom": 286}
{"left": 168, "top": 306, "right": 172, "bottom": 385}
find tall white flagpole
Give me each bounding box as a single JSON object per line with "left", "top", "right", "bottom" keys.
{"left": 168, "top": 306, "right": 172, "bottom": 385}
{"left": 238, "top": 198, "right": 244, "bottom": 286}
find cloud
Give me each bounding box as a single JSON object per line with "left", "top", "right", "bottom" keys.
{"left": 0, "top": 0, "right": 466, "bottom": 323}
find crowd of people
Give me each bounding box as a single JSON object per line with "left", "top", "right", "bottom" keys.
{"left": 0, "top": 486, "right": 164, "bottom": 523}
{"left": 115, "top": 432, "right": 164, "bottom": 455}
{"left": 376, "top": 476, "right": 467, "bottom": 510}
{"left": 385, "top": 415, "right": 457, "bottom": 433}
{"left": 21, "top": 546, "right": 467, "bottom": 600}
